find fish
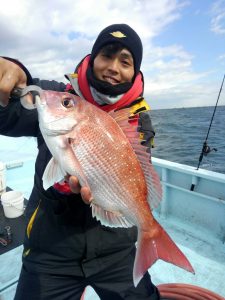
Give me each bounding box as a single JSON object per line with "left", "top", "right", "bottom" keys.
{"left": 35, "top": 90, "right": 194, "bottom": 287}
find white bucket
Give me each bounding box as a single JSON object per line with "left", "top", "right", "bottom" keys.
{"left": 1, "top": 190, "right": 24, "bottom": 218}
{"left": 0, "top": 161, "right": 6, "bottom": 195}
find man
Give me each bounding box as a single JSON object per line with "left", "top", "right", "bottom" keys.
{"left": 0, "top": 24, "right": 159, "bottom": 299}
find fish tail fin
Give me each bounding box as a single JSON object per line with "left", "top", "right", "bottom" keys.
{"left": 133, "top": 220, "right": 195, "bottom": 287}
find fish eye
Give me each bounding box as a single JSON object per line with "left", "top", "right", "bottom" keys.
{"left": 61, "top": 97, "right": 75, "bottom": 108}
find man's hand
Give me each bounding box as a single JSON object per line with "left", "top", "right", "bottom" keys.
{"left": 68, "top": 176, "right": 93, "bottom": 204}
{"left": 0, "top": 57, "right": 27, "bottom": 107}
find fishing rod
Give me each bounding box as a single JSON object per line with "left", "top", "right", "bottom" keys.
{"left": 190, "top": 74, "right": 225, "bottom": 191}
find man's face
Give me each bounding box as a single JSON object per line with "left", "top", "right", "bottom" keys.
{"left": 93, "top": 48, "right": 135, "bottom": 85}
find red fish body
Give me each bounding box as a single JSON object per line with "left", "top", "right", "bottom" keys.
{"left": 36, "top": 91, "right": 194, "bottom": 287}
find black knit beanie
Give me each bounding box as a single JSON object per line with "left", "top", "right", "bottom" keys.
{"left": 90, "top": 24, "right": 143, "bottom": 76}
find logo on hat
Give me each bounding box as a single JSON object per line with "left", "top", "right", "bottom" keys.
{"left": 110, "top": 31, "right": 126, "bottom": 38}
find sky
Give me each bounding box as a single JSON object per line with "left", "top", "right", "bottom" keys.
{"left": 1, "top": 0, "right": 225, "bottom": 109}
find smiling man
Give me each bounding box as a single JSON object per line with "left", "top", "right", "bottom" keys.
{"left": 0, "top": 24, "right": 158, "bottom": 299}
{"left": 94, "top": 46, "right": 134, "bottom": 85}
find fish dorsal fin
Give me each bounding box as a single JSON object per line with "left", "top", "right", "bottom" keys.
{"left": 42, "top": 157, "right": 66, "bottom": 190}
{"left": 109, "top": 108, "right": 162, "bottom": 209}
{"left": 91, "top": 202, "right": 133, "bottom": 228}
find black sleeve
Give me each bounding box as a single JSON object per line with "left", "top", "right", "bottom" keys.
{"left": 0, "top": 101, "right": 39, "bottom": 137}
{"left": 0, "top": 58, "right": 67, "bottom": 137}
{"left": 138, "top": 110, "right": 155, "bottom": 150}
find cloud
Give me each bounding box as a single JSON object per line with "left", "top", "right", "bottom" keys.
{"left": 0, "top": 0, "right": 187, "bottom": 80}
{"left": 147, "top": 80, "right": 220, "bottom": 109}
{"left": 210, "top": 0, "right": 225, "bottom": 35}
{"left": 0, "top": 0, "right": 222, "bottom": 109}
{"left": 218, "top": 53, "right": 225, "bottom": 61}
{"left": 142, "top": 43, "right": 221, "bottom": 109}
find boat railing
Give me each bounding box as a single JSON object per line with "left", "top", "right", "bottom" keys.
{"left": 152, "top": 157, "right": 225, "bottom": 244}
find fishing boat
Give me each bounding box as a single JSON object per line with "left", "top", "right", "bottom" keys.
{"left": 0, "top": 155, "right": 224, "bottom": 299}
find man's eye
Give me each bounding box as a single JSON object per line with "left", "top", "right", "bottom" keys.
{"left": 122, "top": 60, "right": 130, "bottom": 66}
{"left": 101, "top": 53, "right": 111, "bottom": 58}
{"left": 61, "top": 98, "right": 75, "bottom": 108}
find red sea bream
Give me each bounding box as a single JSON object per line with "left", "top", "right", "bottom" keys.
{"left": 35, "top": 90, "right": 194, "bottom": 287}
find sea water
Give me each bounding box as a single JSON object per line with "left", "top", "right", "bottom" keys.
{"left": 151, "top": 105, "right": 225, "bottom": 174}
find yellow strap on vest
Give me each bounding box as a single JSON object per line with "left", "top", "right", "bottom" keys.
{"left": 70, "top": 73, "right": 78, "bottom": 79}
{"left": 129, "top": 98, "right": 150, "bottom": 116}
{"left": 26, "top": 201, "right": 41, "bottom": 238}
{"left": 23, "top": 248, "right": 31, "bottom": 257}
{"left": 129, "top": 98, "right": 154, "bottom": 146}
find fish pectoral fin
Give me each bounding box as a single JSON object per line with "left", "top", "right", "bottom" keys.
{"left": 42, "top": 158, "right": 66, "bottom": 190}
{"left": 91, "top": 203, "right": 133, "bottom": 228}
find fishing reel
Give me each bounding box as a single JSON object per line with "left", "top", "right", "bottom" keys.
{"left": 196, "top": 141, "right": 218, "bottom": 173}
{"left": 202, "top": 141, "right": 217, "bottom": 156}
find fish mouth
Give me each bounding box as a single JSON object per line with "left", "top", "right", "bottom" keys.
{"left": 36, "top": 95, "right": 46, "bottom": 109}
{"left": 40, "top": 113, "right": 77, "bottom": 137}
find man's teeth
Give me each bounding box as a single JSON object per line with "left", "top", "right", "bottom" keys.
{"left": 105, "top": 77, "right": 118, "bottom": 84}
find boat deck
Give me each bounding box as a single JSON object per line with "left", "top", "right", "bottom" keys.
{"left": 151, "top": 215, "right": 225, "bottom": 296}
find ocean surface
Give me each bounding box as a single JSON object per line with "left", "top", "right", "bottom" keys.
{"left": 150, "top": 105, "right": 225, "bottom": 174}
{"left": 0, "top": 105, "right": 224, "bottom": 174}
